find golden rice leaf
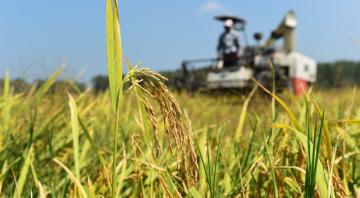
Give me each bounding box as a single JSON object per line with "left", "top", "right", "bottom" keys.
{"left": 253, "top": 78, "right": 301, "bottom": 131}
{"left": 339, "top": 119, "right": 360, "bottom": 124}
{"left": 37, "top": 181, "right": 46, "bottom": 198}
{"left": 271, "top": 123, "right": 289, "bottom": 129}
{"left": 235, "top": 85, "right": 257, "bottom": 139}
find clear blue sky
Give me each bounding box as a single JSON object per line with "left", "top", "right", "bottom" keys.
{"left": 0, "top": 1, "right": 359, "bottom": 82}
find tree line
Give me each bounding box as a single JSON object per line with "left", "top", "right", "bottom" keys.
{"left": 1, "top": 60, "right": 360, "bottom": 93}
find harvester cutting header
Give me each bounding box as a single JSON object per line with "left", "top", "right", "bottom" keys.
{"left": 176, "top": 11, "right": 317, "bottom": 95}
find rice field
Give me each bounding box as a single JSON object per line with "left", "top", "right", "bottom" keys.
{"left": 1, "top": 70, "right": 360, "bottom": 197}
{"left": 0, "top": 0, "right": 359, "bottom": 197}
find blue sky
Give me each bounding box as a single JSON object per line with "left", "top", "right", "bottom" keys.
{"left": 0, "top": 1, "right": 359, "bottom": 82}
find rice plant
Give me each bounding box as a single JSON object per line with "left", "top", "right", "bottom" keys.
{"left": 0, "top": 1, "right": 358, "bottom": 197}
{"left": 304, "top": 103, "right": 324, "bottom": 198}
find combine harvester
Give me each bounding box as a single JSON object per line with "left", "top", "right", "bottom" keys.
{"left": 177, "top": 11, "right": 317, "bottom": 95}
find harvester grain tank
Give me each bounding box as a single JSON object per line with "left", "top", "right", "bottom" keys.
{"left": 178, "top": 11, "right": 317, "bottom": 95}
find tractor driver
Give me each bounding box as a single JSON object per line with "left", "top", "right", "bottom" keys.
{"left": 217, "top": 19, "right": 241, "bottom": 68}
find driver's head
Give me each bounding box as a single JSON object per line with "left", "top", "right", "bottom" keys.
{"left": 224, "top": 19, "right": 233, "bottom": 32}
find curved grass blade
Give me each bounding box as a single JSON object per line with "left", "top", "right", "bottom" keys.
{"left": 235, "top": 85, "right": 257, "bottom": 139}
{"left": 252, "top": 78, "right": 301, "bottom": 131}
{"left": 53, "top": 158, "right": 88, "bottom": 198}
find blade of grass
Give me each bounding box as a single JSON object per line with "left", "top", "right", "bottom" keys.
{"left": 30, "top": 160, "right": 47, "bottom": 198}
{"left": 212, "top": 127, "right": 223, "bottom": 198}
{"left": 270, "top": 60, "right": 279, "bottom": 198}
{"left": 193, "top": 126, "right": 223, "bottom": 198}
{"left": 193, "top": 128, "right": 212, "bottom": 196}
{"left": 341, "top": 87, "right": 357, "bottom": 195}
{"left": 235, "top": 85, "right": 257, "bottom": 139}
{"left": 206, "top": 129, "right": 212, "bottom": 196}
{"left": 34, "top": 66, "right": 64, "bottom": 101}
{"left": 53, "top": 158, "right": 88, "bottom": 198}
{"left": 241, "top": 121, "right": 257, "bottom": 169}
{"left": 115, "top": 144, "right": 127, "bottom": 197}
{"left": 288, "top": 126, "right": 332, "bottom": 198}
{"left": 106, "top": 0, "right": 123, "bottom": 114}
{"left": 68, "top": 94, "right": 81, "bottom": 180}
{"left": 2, "top": 72, "right": 10, "bottom": 135}
{"left": 262, "top": 129, "right": 278, "bottom": 198}
{"left": 106, "top": 0, "right": 124, "bottom": 197}
{"left": 188, "top": 187, "right": 202, "bottom": 198}
{"left": 0, "top": 161, "right": 8, "bottom": 194}
{"left": 12, "top": 146, "right": 34, "bottom": 198}
{"left": 254, "top": 77, "right": 331, "bottom": 197}
{"left": 252, "top": 78, "right": 301, "bottom": 131}
{"left": 309, "top": 97, "right": 333, "bottom": 160}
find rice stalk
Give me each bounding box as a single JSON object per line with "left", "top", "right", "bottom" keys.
{"left": 304, "top": 103, "right": 324, "bottom": 198}
{"left": 193, "top": 127, "right": 222, "bottom": 197}
{"left": 105, "top": 0, "right": 123, "bottom": 197}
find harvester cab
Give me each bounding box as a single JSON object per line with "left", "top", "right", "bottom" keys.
{"left": 177, "top": 11, "right": 317, "bottom": 95}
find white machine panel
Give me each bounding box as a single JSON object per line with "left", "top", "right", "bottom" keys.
{"left": 288, "top": 52, "right": 317, "bottom": 82}
{"left": 206, "top": 67, "right": 253, "bottom": 89}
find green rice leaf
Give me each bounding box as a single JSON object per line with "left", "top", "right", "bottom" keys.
{"left": 68, "top": 94, "right": 81, "bottom": 180}
{"left": 13, "top": 146, "right": 34, "bottom": 198}
{"left": 2, "top": 72, "right": 10, "bottom": 134}
{"left": 106, "top": 0, "right": 123, "bottom": 114}
{"left": 0, "top": 160, "right": 7, "bottom": 194}
{"left": 35, "top": 66, "right": 63, "bottom": 100}
{"left": 289, "top": 127, "right": 333, "bottom": 198}
{"left": 106, "top": 1, "right": 124, "bottom": 197}
{"left": 188, "top": 187, "right": 202, "bottom": 198}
